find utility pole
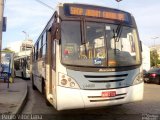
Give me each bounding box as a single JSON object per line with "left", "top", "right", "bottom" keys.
{"left": 0, "top": 0, "right": 4, "bottom": 63}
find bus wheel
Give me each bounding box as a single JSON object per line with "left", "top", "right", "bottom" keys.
{"left": 42, "top": 81, "right": 51, "bottom": 106}
{"left": 22, "top": 72, "right": 24, "bottom": 79}
{"left": 114, "top": 104, "right": 123, "bottom": 107}
{"left": 14, "top": 71, "right": 16, "bottom": 78}
{"left": 32, "top": 75, "right": 37, "bottom": 90}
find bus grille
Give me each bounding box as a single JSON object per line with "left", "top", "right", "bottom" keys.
{"left": 84, "top": 74, "right": 128, "bottom": 83}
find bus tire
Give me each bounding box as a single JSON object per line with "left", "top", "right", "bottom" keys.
{"left": 22, "top": 72, "right": 24, "bottom": 79}
{"left": 32, "top": 75, "right": 37, "bottom": 90}
{"left": 114, "top": 104, "right": 123, "bottom": 107}
{"left": 42, "top": 80, "right": 51, "bottom": 106}
{"left": 14, "top": 71, "right": 16, "bottom": 78}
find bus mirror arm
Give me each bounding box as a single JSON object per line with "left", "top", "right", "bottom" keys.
{"left": 51, "top": 23, "right": 61, "bottom": 40}
{"left": 140, "top": 40, "right": 143, "bottom": 52}
{"left": 56, "top": 23, "right": 61, "bottom": 40}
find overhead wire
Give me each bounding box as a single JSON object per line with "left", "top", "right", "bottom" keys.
{"left": 34, "top": 0, "right": 55, "bottom": 11}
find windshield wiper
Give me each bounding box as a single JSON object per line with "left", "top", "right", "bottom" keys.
{"left": 114, "top": 21, "right": 123, "bottom": 42}
{"left": 80, "top": 18, "right": 88, "bottom": 59}
{"left": 112, "top": 21, "right": 123, "bottom": 54}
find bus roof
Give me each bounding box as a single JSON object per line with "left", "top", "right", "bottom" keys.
{"left": 34, "top": 3, "right": 135, "bottom": 46}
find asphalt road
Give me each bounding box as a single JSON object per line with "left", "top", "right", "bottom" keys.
{"left": 22, "top": 80, "right": 160, "bottom": 120}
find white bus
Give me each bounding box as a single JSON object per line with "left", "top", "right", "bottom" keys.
{"left": 31, "top": 3, "right": 144, "bottom": 111}
{"left": 14, "top": 54, "right": 30, "bottom": 79}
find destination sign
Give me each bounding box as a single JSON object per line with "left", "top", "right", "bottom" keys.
{"left": 64, "top": 4, "right": 131, "bottom": 22}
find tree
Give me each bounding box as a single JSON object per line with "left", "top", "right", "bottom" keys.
{"left": 2, "top": 48, "right": 14, "bottom": 52}
{"left": 158, "top": 59, "right": 160, "bottom": 65}
{"left": 150, "top": 50, "right": 159, "bottom": 67}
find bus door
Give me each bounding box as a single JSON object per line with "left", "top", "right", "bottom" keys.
{"left": 51, "top": 39, "right": 56, "bottom": 102}
{"left": 46, "top": 31, "right": 53, "bottom": 99}
{"left": 51, "top": 22, "right": 58, "bottom": 103}
{"left": 46, "top": 22, "right": 57, "bottom": 104}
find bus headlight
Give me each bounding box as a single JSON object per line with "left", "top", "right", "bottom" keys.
{"left": 58, "top": 73, "right": 80, "bottom": 89}
{"left": 132, "top": 73, "right": 143, "bottom": 85}
{"left": 70, "top": 82, "right": 75, "bottom": 87}
{"left": 61, "top": 79, "right": 67, "bottom": 85}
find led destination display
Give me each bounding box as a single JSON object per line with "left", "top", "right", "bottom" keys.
{"left": 64, "top": 4, "right": 131, "bottom": 22}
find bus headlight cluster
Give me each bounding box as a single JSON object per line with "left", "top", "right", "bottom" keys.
{"left": 132, "top": 73, "right": 143, "bottom": 85}
{"left": 58, "top": 73, "right": 80, "bottom": 89}
{"left": 61, "top": 79, "right": 67, "bottom": 85}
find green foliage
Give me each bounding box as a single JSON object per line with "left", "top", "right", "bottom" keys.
{"left": 158, "top": 59, "right": 160, "bottom": 65}
{"left": 150, "top": 50, "right": 159, "bottom": 67}
{"left": 2, "top": 48, "right": 14, "bottom": 53}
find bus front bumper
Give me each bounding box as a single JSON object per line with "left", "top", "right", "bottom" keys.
{"left": 56, "top": 82, "right": 144, "bottom": 111}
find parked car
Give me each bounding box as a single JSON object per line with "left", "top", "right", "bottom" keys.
{"left": 144, "top": 68, "right": 160, "bottom": 85}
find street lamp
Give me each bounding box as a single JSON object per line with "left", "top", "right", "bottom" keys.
{"left": 22, "top": 31, "right": 29, "bottom": 40}
{"left": 151, "top": 36, "right": 159, "bottom": 49}
{"left": 22, "top": 31, "right": 29, "bottom": 51}
{"left": 22, "top": 31, "right": 30, "bottom": 63}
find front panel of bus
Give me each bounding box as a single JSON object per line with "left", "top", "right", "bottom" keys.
{"left": 56, "top": 3, "right": 143, "bottom": 110}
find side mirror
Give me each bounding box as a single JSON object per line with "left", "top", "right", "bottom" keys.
{"left": 52, "top": 23, "right": 60, "bottom": 40}
{"left": 56, "top": 23, "right": 61, "bottom": 40}
{"left": 139, "top": 40, "right": 143, "bottom": 52}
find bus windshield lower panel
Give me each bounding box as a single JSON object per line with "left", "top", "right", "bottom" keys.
{"left": 61, "top": 21, "right": 141, "bottom": 67}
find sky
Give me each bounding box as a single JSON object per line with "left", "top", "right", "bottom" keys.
{"left": 2, "top": 0, "right": 160, "bottom": 49}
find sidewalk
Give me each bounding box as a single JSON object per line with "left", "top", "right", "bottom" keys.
{"left": 0, "top": 78, "right": 28, "bottom": 114}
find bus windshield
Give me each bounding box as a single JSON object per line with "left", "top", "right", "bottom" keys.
{"left": 1, "top": 52, "right": 12, "bottom": 73}
{"left": 61, "top": 21, "right": 141, "bottom": 67}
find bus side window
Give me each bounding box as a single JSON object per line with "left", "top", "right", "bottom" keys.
{"left": 27, "top": 56, "right": 30, "bottom": 70}
{"left": 42, "top": 44, "right": 46, "bottom": 59}
{"left": 36, "top": 41, "right": 39, "bottom": 60}
{"left": 20, "top": 59, "right": 22, "bottom": 69}
{"left": 32, "top": 48, "right": 35, "bottom": 62}
{"left": 39, "top": 35, "right": 43, "bottom": 59}
{"left": 42, "top": 31, "right": 47, "bottom": 59}
{"left": 23, "top": 58, "right": 27, "bottom": 67}
{"left": 38, "top": 38, "right": 42, "bottom": 59}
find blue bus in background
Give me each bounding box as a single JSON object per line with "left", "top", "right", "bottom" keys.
{"left": 0, "top": 51, "right": 14, "bottom": 83}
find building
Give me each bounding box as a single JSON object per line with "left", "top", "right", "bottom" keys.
{"left": 20, "top": 39, "right": 33, "bottom": 52}
{"left": 14, "top": 39, "right": 33, "bottom": 58}
{"left": 7, "top": 39, "right": 33, "bottom": 53}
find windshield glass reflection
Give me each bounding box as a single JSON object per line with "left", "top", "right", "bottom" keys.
{"left": 61, "top": 21, "right": 141, "bottom": 67}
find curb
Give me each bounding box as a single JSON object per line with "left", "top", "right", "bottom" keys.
{"left": 12, "top": 83, "right": 28, "bottom": 116}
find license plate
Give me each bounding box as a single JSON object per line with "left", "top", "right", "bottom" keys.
{"left": 144, "top": 78, "right": 149, "bottom": 81}
{"left": 101, "top": 91, "right": 116, "bottom": 97}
